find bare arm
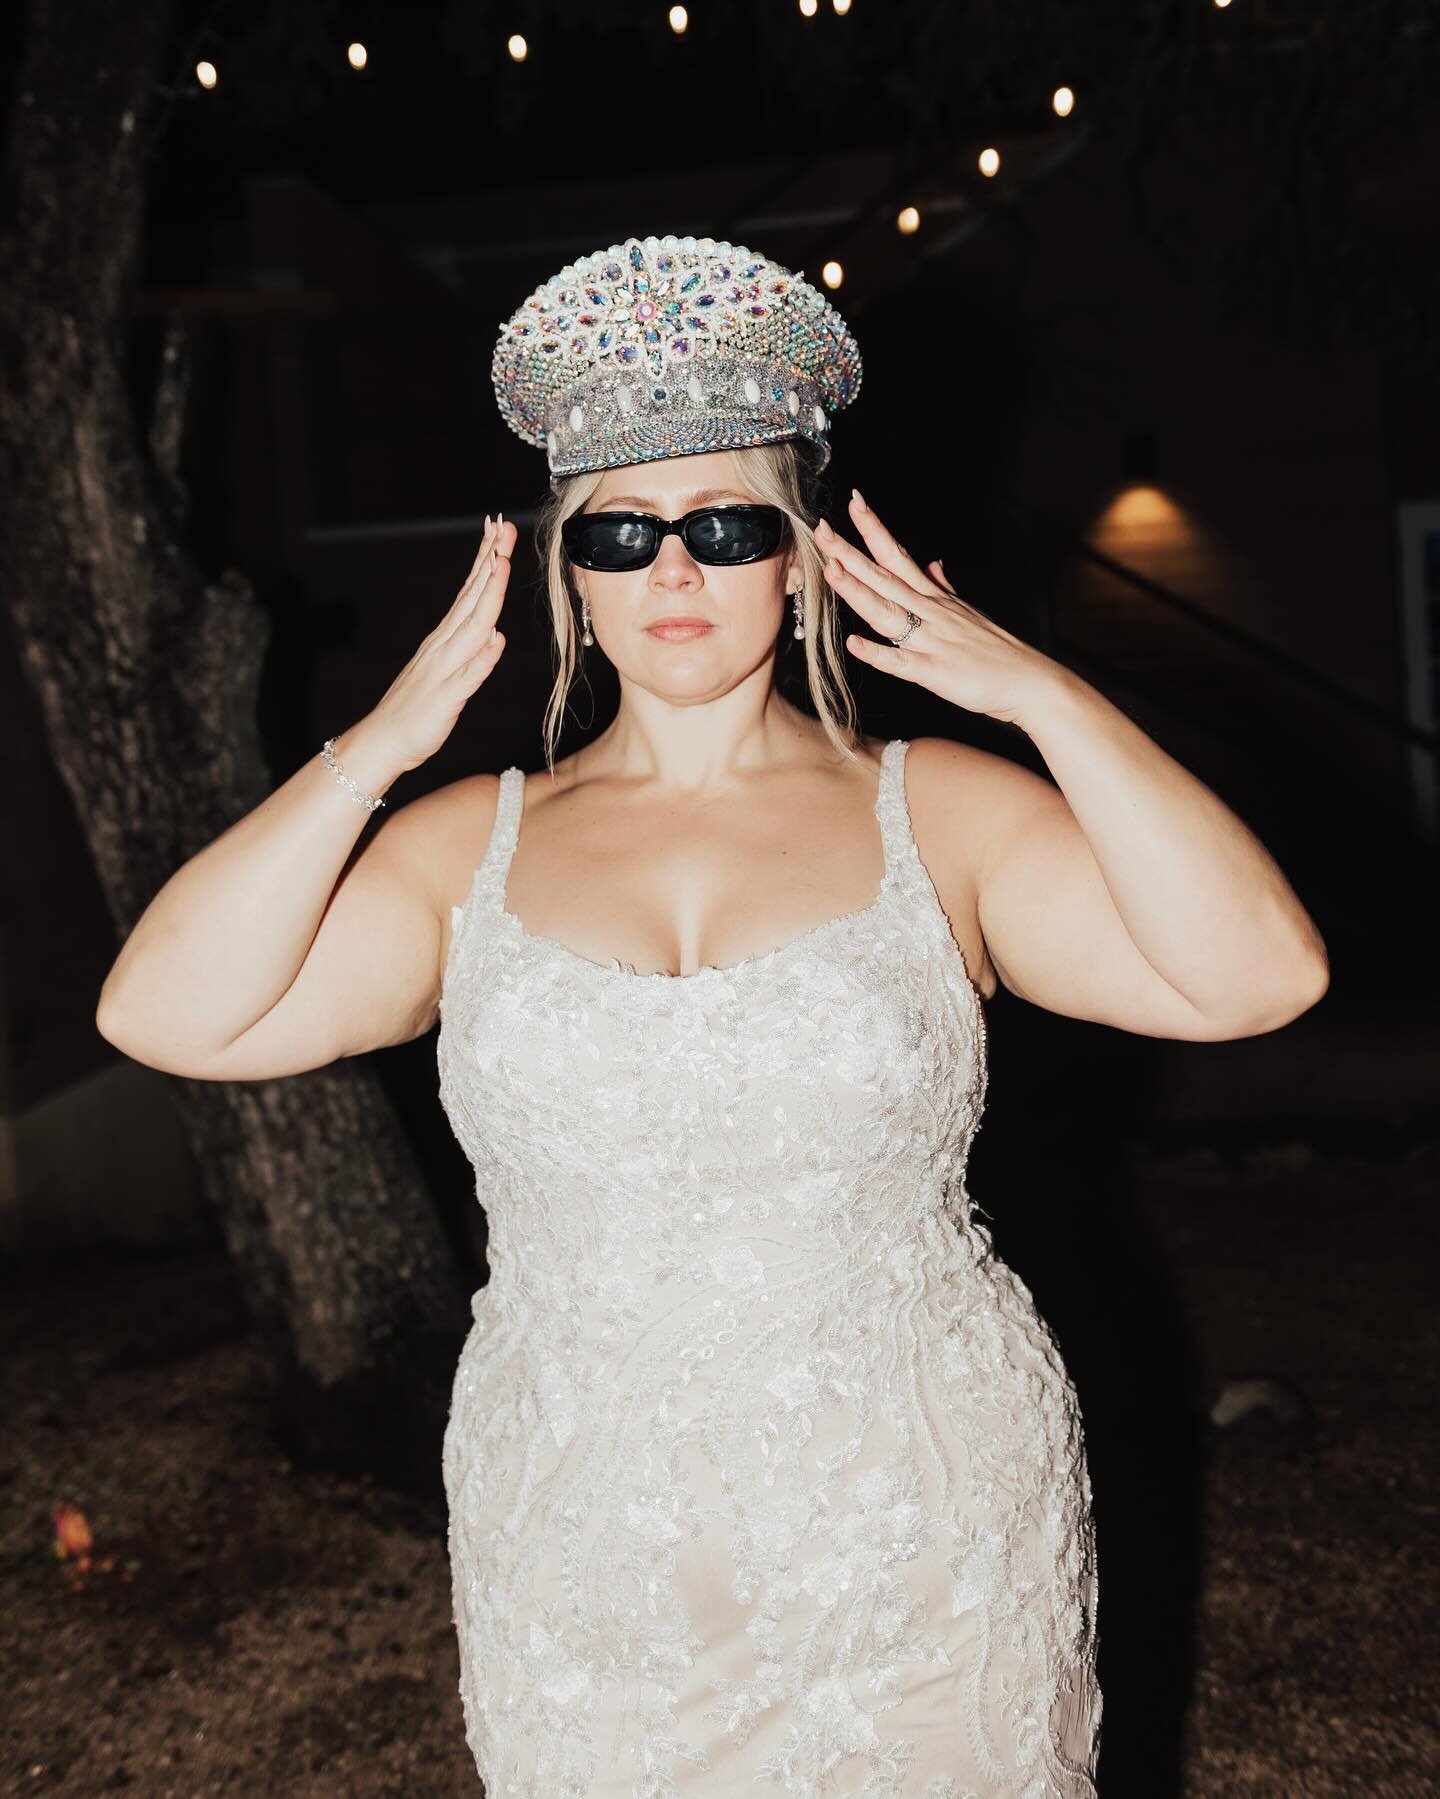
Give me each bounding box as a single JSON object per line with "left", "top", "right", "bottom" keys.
{"left": 96, "top": 516, "right": 516, "bottom": 1079}
{"left": 925, "top": 673, "right": 1329, "bottom": 1040}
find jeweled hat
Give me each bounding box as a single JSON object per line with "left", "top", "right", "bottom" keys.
{"left": 492, "top": 233, "right": 863, "bottom": 483}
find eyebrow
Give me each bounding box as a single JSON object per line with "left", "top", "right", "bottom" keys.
{"left": 595, "top": 487, "right": 755, "bottom": 510}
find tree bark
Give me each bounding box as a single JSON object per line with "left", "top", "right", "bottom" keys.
{"left": 0, "top": 0, "right": 471, "bottom": 1488}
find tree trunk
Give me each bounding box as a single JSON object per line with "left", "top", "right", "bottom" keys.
{"left": 0, "top": 0, "right": 472, "bottom": 1488}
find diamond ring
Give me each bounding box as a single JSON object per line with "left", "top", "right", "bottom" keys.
{"left": 889, "top": 609, "right": 921, "bottom": 648}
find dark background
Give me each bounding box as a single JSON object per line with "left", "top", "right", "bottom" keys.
{"left": 2, "top": 2, "right": 1437, "bottom": 1794}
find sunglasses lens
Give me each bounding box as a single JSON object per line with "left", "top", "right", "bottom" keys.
{"left": 566, "top": 516, "right": 656, "bottom": 570}
{"left": 563, "top": 505, "right": 785, "bottom": 568}
{"left": 687, "top": 508, "right": 784, "bottom": 563}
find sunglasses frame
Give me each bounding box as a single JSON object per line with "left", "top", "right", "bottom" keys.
{"left": 562, "top": 502, "right": 788, "bottom": 571}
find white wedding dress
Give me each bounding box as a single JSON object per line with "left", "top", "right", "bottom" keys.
{"left": 437, "top": 738, "right": 1101, "bottom": 1796}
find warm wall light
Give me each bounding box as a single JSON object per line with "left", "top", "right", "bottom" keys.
{"left": 978, "top": 146, "right": 1000, "bottom": 177}
{"left": 195, "top": 59, "right": 218, "bottom": 89}
{"left": 507, "top": 33, "right": 528, "bottom": 61}
{"left": 1053, "top": 85, "right": 1074, "bottom": 117}
{"left": 821, "top": 260, "right": 844, "bottom": 289}
{"left": 799, "top": 0, "right": 819, "bottom": 16}
{"left": 347, "top": 41, "right": 368, "bottom": 70}
{"left": 669, "top": 5, "right": 688, "bottom": 31}
{"left": 897, "top": 206, "right": 920, "bottom": 234}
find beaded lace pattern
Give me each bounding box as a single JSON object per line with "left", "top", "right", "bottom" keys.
{"left": 437, "top": 738, "right": 1102, "bottom": 1796}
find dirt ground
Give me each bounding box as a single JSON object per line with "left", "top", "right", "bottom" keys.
{"left": 2, "top": 1134, "right": 1435, "bottom": 1798}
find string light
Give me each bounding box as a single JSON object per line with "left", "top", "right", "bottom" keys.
{"left": 1052, "top": 85, "right": 1074, "bottom": 117}
{"left": 668, "top": 4, "right": 688, "bottom": 31}
{"left": 978, "top": 146, "right": 1000, "bottom": 177}
{"left": 833, "top": 0, "right": 853, "bottom": 13}
{"left": 507, "top": 33, "right": 528, "bottom": 61}
{"left": 821, "top": 260, "right": 844, "bottom": 288}
{"left": 347, "top": 42, "right": 368, "bottom": 70}
{"left": 1214, "top": 0, "right": 1232, "bottom": 8}
{"left": 799, "top": 0, "right": 819, "bottom": 16}
{"left": 195, "top": 60, "right": 218, "bottom": 89}
{"left": 896, "top": 206, "right": 920, "bottom": 234}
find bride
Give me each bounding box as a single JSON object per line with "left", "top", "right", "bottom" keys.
{"left": 98, "top": 232, "right": 1328, "bottom": 1795}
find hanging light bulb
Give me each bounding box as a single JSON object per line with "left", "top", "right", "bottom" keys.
{"left": 896, "top": 205, "right": 920, "bottom": 235}
{"left": 821, "top": 260, "right": 844, "bottom": 289}
{"left": 347, "top": 42, "right": 368, "bottom": 70}
{"left": 507, "top": 33, "right": 528, "bottom": 61}
{"left": 833, "top": 0, "right": 853, "bottom": 13}
{"left": 799, "top": 0, "right": 819, "bottom": 16}
{"left": 669, "top": 4, "right": 688, "bottom": 31}
{"left": 1214, "top": 0, "right": 1232, "bottom": 8}
{"left": 195, "top": 59, "right": 218, "bottom": 89}
{"left": 978, "top": 146, "right": 1000, "bottom": 177}
{"left": 1052, "top": 85, "right": 1074, "bottom": 117}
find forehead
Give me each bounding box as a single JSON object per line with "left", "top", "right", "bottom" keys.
{"left": 588, "top": 451, "right": 756, "bottom": 511}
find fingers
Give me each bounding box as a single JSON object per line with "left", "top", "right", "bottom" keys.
{"left": 436, "top": 515, "right": 516, "bottom": 650}
{"left": 847, "top": 488, "right": 928, "bottom": 582}
{"left": 814, "top": 511, "right": 935, "bottom": 620}
{"left": 821, "top": 549, "right": 924, "bottom": 647}
{"left": 928, "top": 557, "right": 958, "bottom": 595}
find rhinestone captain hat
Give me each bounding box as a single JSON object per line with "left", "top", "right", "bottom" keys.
{"left": 492, "top": 233, "right": 863, "bottom": 482}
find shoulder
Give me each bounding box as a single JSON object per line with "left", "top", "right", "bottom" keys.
{"left": 372, "top": 769, "right": 506, "bottom": 916}
{"left": 901, "top": 735, "right": 1062, "bottom": 999}
{"left": 903, "top": 734, "right": 1060, "bottom": 879}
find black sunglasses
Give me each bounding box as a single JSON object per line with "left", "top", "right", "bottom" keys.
{"left": 562, "top": 503, "right": 787, "bottom": 571}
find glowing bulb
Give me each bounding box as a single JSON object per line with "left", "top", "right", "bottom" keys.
{"left": 821, "top": 260, "right": 843, "bottom": 289}
{"left": 507, "top": 33, "right": 528, "bottom": 61}
{"left": 195, "top": 60, "right": 217, "bottom": 89}
{"left": 347, "top": 41, "right": 368, "bottom": 70}
{"left": 1052, "top": 85, "right": 1074, "bottom": 117}
{"left": 799, "top": 0, "right": 819, "bottom": 16}
{"left": 1214, "top": 0, "right": 1232, "bottom": 8}
{"left": 833, "top": 0, "right": 853, "bottom": 12}
{"left": 669, "top": 4, "right": 688, "bottom": 30}
{"left": 896, "top": 205, "right": 920, "bottom": 235}
{"left": 978, "top": 146, "right": 1000, "bottom": 177}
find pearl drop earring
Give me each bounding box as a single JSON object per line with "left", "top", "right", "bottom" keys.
{"left": 581, "top": 597, "right": 594, "bottom": 647}
{"left": 792, "top": 588, "right": 806, "bottom": 640}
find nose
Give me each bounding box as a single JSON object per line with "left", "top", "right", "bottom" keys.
{"left": 648, "top": 531, "right": 703, "bottom": 590}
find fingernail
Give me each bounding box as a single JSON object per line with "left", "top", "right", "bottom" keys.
{"left": 484, "top": 513, "right": 491, "bottom": 531}
{"left": 851, "top": 487, "right": 867, "bottom": 510}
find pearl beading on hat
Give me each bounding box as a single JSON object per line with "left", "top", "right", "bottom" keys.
{"left": 492, "top": 234, "right": 862, "bottom": 479}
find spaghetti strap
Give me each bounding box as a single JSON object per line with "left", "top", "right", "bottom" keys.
{"left": 478, "top": 766, "right": 525, "bottom": 893}
{"left": 875, "top": 737, "right": 911, "bottom": 878}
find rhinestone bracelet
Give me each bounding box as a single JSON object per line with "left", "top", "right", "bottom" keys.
{"left": 321, "top": 737, "right": 386, "bottom": 812}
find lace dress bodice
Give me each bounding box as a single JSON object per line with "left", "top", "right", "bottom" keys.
{"left": 437, "top": 737, "right": 1101, "bottom": 1796}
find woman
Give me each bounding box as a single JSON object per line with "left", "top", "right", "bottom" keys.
{"left": 98, "top": 233, "right": 1328, "bottom": 1795}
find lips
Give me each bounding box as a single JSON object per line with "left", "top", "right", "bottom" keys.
{"left": 647, "top": 617, "right": 712, "bottom": 629}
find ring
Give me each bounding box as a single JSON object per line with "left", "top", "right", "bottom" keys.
{"left": 889, "top": 609, "right": 921, "bottom": 647}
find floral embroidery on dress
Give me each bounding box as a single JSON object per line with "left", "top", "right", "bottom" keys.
{"left": 438, "top": 739, "right": 1101, "bottom": 1795}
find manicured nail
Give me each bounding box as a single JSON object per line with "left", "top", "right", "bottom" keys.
{"left": 484, "top": 513, "right": 491, "bottom": 531}
{"left": 852, "top": 487, "right": 867, "bottom": 510}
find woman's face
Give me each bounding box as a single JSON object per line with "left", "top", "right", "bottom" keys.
{"left": 569, "top": 450, "right": 801, "bottom": 690}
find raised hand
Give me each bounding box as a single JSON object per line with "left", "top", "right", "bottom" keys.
{"left": 815, "top": 490, "right": 1060, "bottom": 730}
{"left": 364, "top": 512, "right": 518, "bottom": 772}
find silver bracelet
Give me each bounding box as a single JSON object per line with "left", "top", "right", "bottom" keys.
{"left": 321, "top": 737, "right": 386, "bottom": 812}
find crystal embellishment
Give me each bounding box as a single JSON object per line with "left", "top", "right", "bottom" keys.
{"left": 493, "top": 232, "right": 864, "bottom": 480}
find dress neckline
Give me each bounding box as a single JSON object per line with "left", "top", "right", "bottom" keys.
{"left": 496, "top": 738, "right": 907, "bottom": 984}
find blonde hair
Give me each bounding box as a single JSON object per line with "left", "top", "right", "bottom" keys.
{"left": 533, "top": 441, "right": 863, "bottom": 777}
